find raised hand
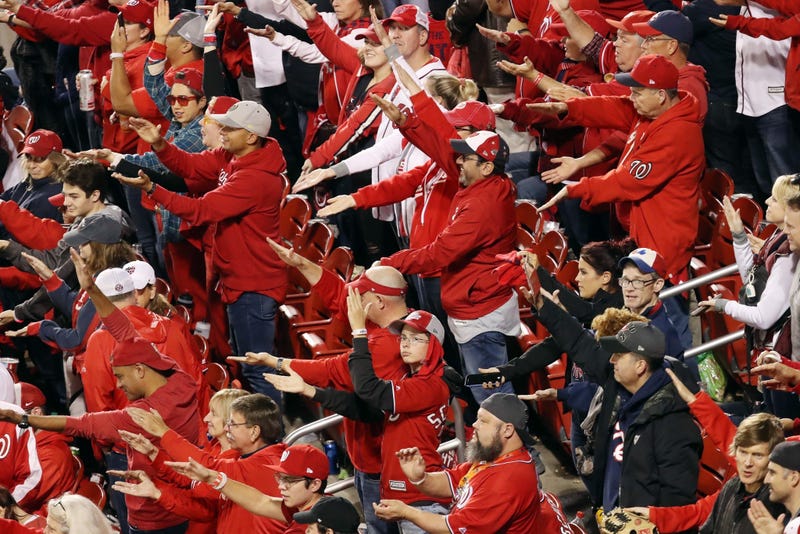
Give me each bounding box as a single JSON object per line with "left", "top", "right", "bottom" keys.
{"left": 129, "top": 117, "right": 164, "bottom": 147}
{"left": 110, "top": 470, "right": 161, "bottom": 500}
{"left": 289, "top": 0, "right": 318, "bottom": 21}
{"left": 21, "top": 252, "right": 54, "bottom": 281}
{"left": 265, "top": 237, "right": 306, "bottom": 268}
{"left": 112, "top": 170, "right": 153, "bottom": 192}
{"left": 153, "top": 0, "right": 173, "bottom": 42}
{"left": 245, "top": 26, "right": 276, "bottom": 40}
{"left": 373, "top": 500, "right": 410, "bottom": 521}
{"left": 346, "top": 286, "right": 371, "bottom": 331}
{"left": 751, "top": 361, "right": 800, "bottom": 390}
{"left": 292, "top": 168, "right": 335, "bottom": 193}
{"left": 216, "top": 2, "right": 242, "bottom": 15}
{"left": 227, "top": 351, "right": 278, "bottom": 368}
{"left": 126, "top": 406, "right": 171, "bottom": 438}
{"left": 518, "top": 388, "right": 557, "bottom": 401}
{"left": 118, "top": 430, "right": 159, "bottom": 460}
{"left": 369, "top": 6, "right": 392, "bottom": 47}
{"left": 69, "top": 248, "right": 95, "bottom": 291}
{"left": 263, "top": 366, "right": 315, "bottom": 396}
{"left": 203, "top": 2, "right": 224, "bottom": 34}
{"left": 497, "top": 57, "right": 538, "bottom": 81}
{"left": 110, "top": 20, "right": 128, "bottom": 54}
{"left": 549, "top": 0, "right": 570, "bottom": 12}
{"left": 164, "top": 457, "right": 217, "bottom": 484}
{"left": 370, "top": 94, "right": 407, "bottom": 126}
{"left": 541, "top": 156, "right": 581, "bottom": 183}
{"left": 721, "top": 196, "right": 745, "bottom": 234}
{"left": 526, "top": 101, "right": 569, "bottom": 116}
{"left": 665, "top": 367, "right": 697, "bottom": 405}
{"left": 476, "top": 24, "right": 510, "bottom": 44}
{"left": 546, "top": 85, "right": 587, "bottom": 101}
{"left": 537, "top": 186, "right": 569, "bottom": 213}
{"left": 708, "top": 14, "right": 728, "bottom": 27}
{"left": 394, "top": 62, "right": 422, "bottom": 95}
{"left": 394, "top": 447, "right": 426, "bottom": 482}
{"left": 318, "top": 195, "right": 357, "bottom": 218}
{"left": 477, "top": 367, "right": 505, "bottom": 389}
{"left": 747, "top": 499, "right": 785, "bottom": 534}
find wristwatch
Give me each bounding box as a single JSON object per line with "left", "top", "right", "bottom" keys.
{"left": 18, "top": 414, "right": 30, "bottom": 429}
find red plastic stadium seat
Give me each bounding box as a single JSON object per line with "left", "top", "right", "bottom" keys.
{"left": 515, "top": 200, "right": 542, "bottom": 239}
{"left": 74, "top": 479, "right": 107, "bottom": 509}
{"left": 279, "top": 195, "right": 311, "bottom": 246}
{"left": 203, "top": 362, "right": 230, "bottom": 392}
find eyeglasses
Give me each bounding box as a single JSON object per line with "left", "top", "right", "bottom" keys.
{"left": 460, "top": 155, "right": 483, "bottom": 164}
{"left": 618, "top": 277, "right": 657, "bottom": 289}
{"left": 167, "top": 95, "right": 199, "bottom": 106}
{"left": 642, "top": 36, "right": 675, "bottom": 44}
{"left": 224, "top": 419, "right": 252, "bottom": 429}
{"left": 399, "top": 335, "right": 429, "bottom": 345}
{"left": 274, "top": 474, "right": 306, "bottom": 486}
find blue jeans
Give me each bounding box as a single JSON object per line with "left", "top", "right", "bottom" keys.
{"left": 105, "top": 450, "right": 130, "bottom": 534}
{"left": 399, "top": 503, "right": 450, "bottom": 534}
{"left": 458, "top": 331, "right": 514, "bottom": 404}
{"left": 123, "top": 184, "right": 162, "bottom": 275}
{"left": 226, "top": 292, "right": 281, "bottom": 405}
{"left": 355, "top": 470, "right": 392, "bottom": 534}
{"left": 743, "top": 105, "right": 800, "bottom": 199}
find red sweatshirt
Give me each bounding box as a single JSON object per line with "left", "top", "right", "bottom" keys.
{"left": 81, "top": 306, "right": 209, "bottom": 446}
{"left": 565, "top": 92, "right": 704, "bottom": 284}
{"left": 290, "top": 268, "right": 405, "bottom": 474}
{"left": 725, "top": 0, "right": 800, "bottom": 112}
{"left": 0, "top": 405, "right": 41, "bottom": 508}
{"left": 351, "top": 91, "right": 460, "bottom": 275}
{"left": 159, "top": 430, "right": 287, "bottom": 533}
{"left": 0, "top": 200, "right": 65, "bottom": 250}
{"left": 100, "top": 41, "right": 150, "bottom": 154}
{"left": 382, "top": 174, "right": 517, "bottom": 320}
{"left": 150, "top": 141, "right": 288, "bottom": 304}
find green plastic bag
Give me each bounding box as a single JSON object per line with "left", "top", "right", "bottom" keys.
{"left": 697, "top": 351, "right": 727, "bottom": 402}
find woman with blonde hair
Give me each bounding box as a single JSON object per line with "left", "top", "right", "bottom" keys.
{"left": 0, "top": 493, "right": 113, "bottom": 533}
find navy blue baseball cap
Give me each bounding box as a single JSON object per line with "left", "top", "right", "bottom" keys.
{"left": 633, "top": 10, "right": 693, "bottom": 45}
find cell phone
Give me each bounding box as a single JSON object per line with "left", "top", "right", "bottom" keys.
{"left": 464, "top": 372, "right": 503, "bottom": 386}
{"left": 690, "top": 303, "right": 711, "bottom": 317}
{"left": 117, "top": 12, "right": 125, "bottom": 27}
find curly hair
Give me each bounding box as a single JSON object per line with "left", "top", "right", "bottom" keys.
{"left": 590, "top": 307, "right": 648, "bottom": 338}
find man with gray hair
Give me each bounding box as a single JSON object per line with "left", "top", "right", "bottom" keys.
{"left": 119, "top": 102, "right": 288, "bottom": 404}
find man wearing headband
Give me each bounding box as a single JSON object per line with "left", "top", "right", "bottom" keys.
{"left": 232, "top": 237, "right": 410, "bottom": 533}
{"left": 748, "top": 441, "right": 800, "bottom": 534}
{"left": 374, "top": 392, "right": 568, "bottom": 531}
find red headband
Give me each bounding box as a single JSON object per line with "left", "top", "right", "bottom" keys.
{"left": 347, "top": 273, "right": 407, "bottom": 297}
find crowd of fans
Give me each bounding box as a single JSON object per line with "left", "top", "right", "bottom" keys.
{"left": 0, "top": 0, "right": 798, "bottom": 531}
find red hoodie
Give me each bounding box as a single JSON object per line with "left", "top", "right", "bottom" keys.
{"left": 382, "top": 174, "right": 517, "bottom": 320}
{"left": 19, "top": 431, "right": 74, "bottom": 514}
{"left": 725, "top": 0, "right": 799, "bottom": 113}
{"left": 565, "top": 91, "right": 704, "bottom": 284}
{"left": 81, "top": 305, "right": 209, "bottom": 444}
{"left": 150, "top": 141, "right": 288, "bottom": 304}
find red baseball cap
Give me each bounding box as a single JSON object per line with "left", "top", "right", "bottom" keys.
{"left": 450, "top": 130, "right": 510, "bottom": 168}
{"left": 21, "top": 129, "right": 62, "bottom": 158}
{"left": 551, "top": 10, "right": 612, "bottom": 38}
{"left": 121, "top": 0, "right": 155, "bottom": 30}
{"left": 15, "top": 382, "right": 46, "bottom": 411}
{"left": 606, "top": 10, "right": 654, "bottom": 33}
{"left": 388, "top": 310, "right": 445, "bottom": 345}
{"left": 171, "top": 68, "right": 204, "bottom": 95}
{"left": 268, "top": 444, "right": 329, "bottom": 480}
{"left": 354, "top": 25, "right": 381, "bottom": 44}
{"left": 111, "top": 336, "right": 178, "bottom": 371}
{"left": 615, "top": 54, "right": 678, "bottom": 90}
{"left": 444, "top": 101, "right": 496, "bottom": 131}
{"left": 619, "top": 247, "right": 668, "bottom": 279}
{"left": 48, "top": 193, "right": 65, "bottom": 208}
{"left": 207, "top": 96, "right": 239, "bottom": 115}
{"left": 381, "top": 4, "right": 429, "bottom": 31}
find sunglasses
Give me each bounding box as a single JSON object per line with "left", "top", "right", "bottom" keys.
{"left": 167, "top": 95, "right": 199, "bottom": 106}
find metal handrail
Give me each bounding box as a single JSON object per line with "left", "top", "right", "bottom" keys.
{"left": 284, "top": 414, "right": 344, "bottom": 445}
{"left": 660, "top": 263, "right": 739, "bottom": 299}
{"left": 327, "top": 438, "right": 464, "bottom": 495}
{"left": 684, "top": 329, "right": 745, "bottom": 359}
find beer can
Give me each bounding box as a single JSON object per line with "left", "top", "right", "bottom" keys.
{"left": 78, "top": 70, "right": 95, "bottom": 111}
{"left": 323, "top": 440, "right": 338, "bottom": 475}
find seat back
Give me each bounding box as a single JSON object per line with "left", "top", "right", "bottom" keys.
{"left": 293, "top": 220, "right": 334, "bottom": 263}
{"left": 154, "top": 277, "right": 173, "bottom": 303}
{"left": 203, "top": 362, "right": 230, "bottom": 392}
{"left": 539, "top": 230, "right": 568, "bottom": 268}
{"left": 280, "top": 195, "right": 312, "bottom": 245}
{"left": 3, "top": 105, "right": 33, "bottom": 153}
{"left": 322, "top": 246, "right": 354, "bottom": 282}
{"left": 515, "top": 200, "right": 542, "bottom": 239}
{"left": 555, "top": 260, "right": 579, "bottom": 290}
{"left": 74, "top": 478, "right": 107, "bottom": 509}
{"left": 70, "top": 454, "right": 84, "bottom": 493}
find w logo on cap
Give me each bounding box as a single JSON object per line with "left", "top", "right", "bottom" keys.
{"left": 27, "top": 135, "right": 41, "bottom": 144}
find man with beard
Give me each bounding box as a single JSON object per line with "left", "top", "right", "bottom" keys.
{"left": 373, "top": 392, "right": 566, "bottom": 533}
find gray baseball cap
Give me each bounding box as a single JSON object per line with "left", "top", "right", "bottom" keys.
{"left": 62, "top": 213, "right": 123, "bottom": 248}
{"left": 208, "top": 101, "right": 271, "bottom": 138}
{"left": 168, "top": 11, "right": 205, "bottom": 48}
{"left": 599, "top": 321, "right": 665, "bottom": 359}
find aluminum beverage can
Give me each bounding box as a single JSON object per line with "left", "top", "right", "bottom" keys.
{"left": 78, "top": 70, "right": 95, "bottom": 111}
{"left": 323, "top": 440, "right": 338, "bottom": 475}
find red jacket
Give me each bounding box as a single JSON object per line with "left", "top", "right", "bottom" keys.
{"left": 0, "top": 200, "right": 65, "bottom": 250}
{"left": 565, "top": 92, "right": 704, "bottom": 284}
{"left": 81, "top": 307, "right": 209, "bottom": 444}
{"left": 19, "top": 431, "right": 74, "bottom": 513}
{"left": 383, "top": 174, "right": 517, "bottom": 320}
{"left": 351, "top": 91, "right": 460, "bottom": 274}
{"left": 290, "top": 269, "right": 405, "bottom": 475}
{"left": 0, "top": 406, "right": 41, "bottom": 508}
{"left": 726, "top": 0, "right": 799, "bottom": 112}
{"left": 159, "top": 430, "right": 287, "bottom": 533}
{"left": 150, "top": 141, "right": 288, "bottom": 304}
{"left": 100, "top": 41, "right": 150, "bottom": 154}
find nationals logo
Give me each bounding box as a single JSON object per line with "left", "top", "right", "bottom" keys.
{"left": 0, "top": 434, "right": 11, "bottom": 459}
{"left": 628, "top": 160, "right": 653, "bottom": 180}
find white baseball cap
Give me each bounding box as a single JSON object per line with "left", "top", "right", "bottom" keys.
{"left": 123, "top": 260, "right": 156, "bottom": 290}
{"left": 95, "top": 268, "right": 136, "bottom": 297}
{"left": 208, "top": 101, "right": 271, "bottom": 138}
